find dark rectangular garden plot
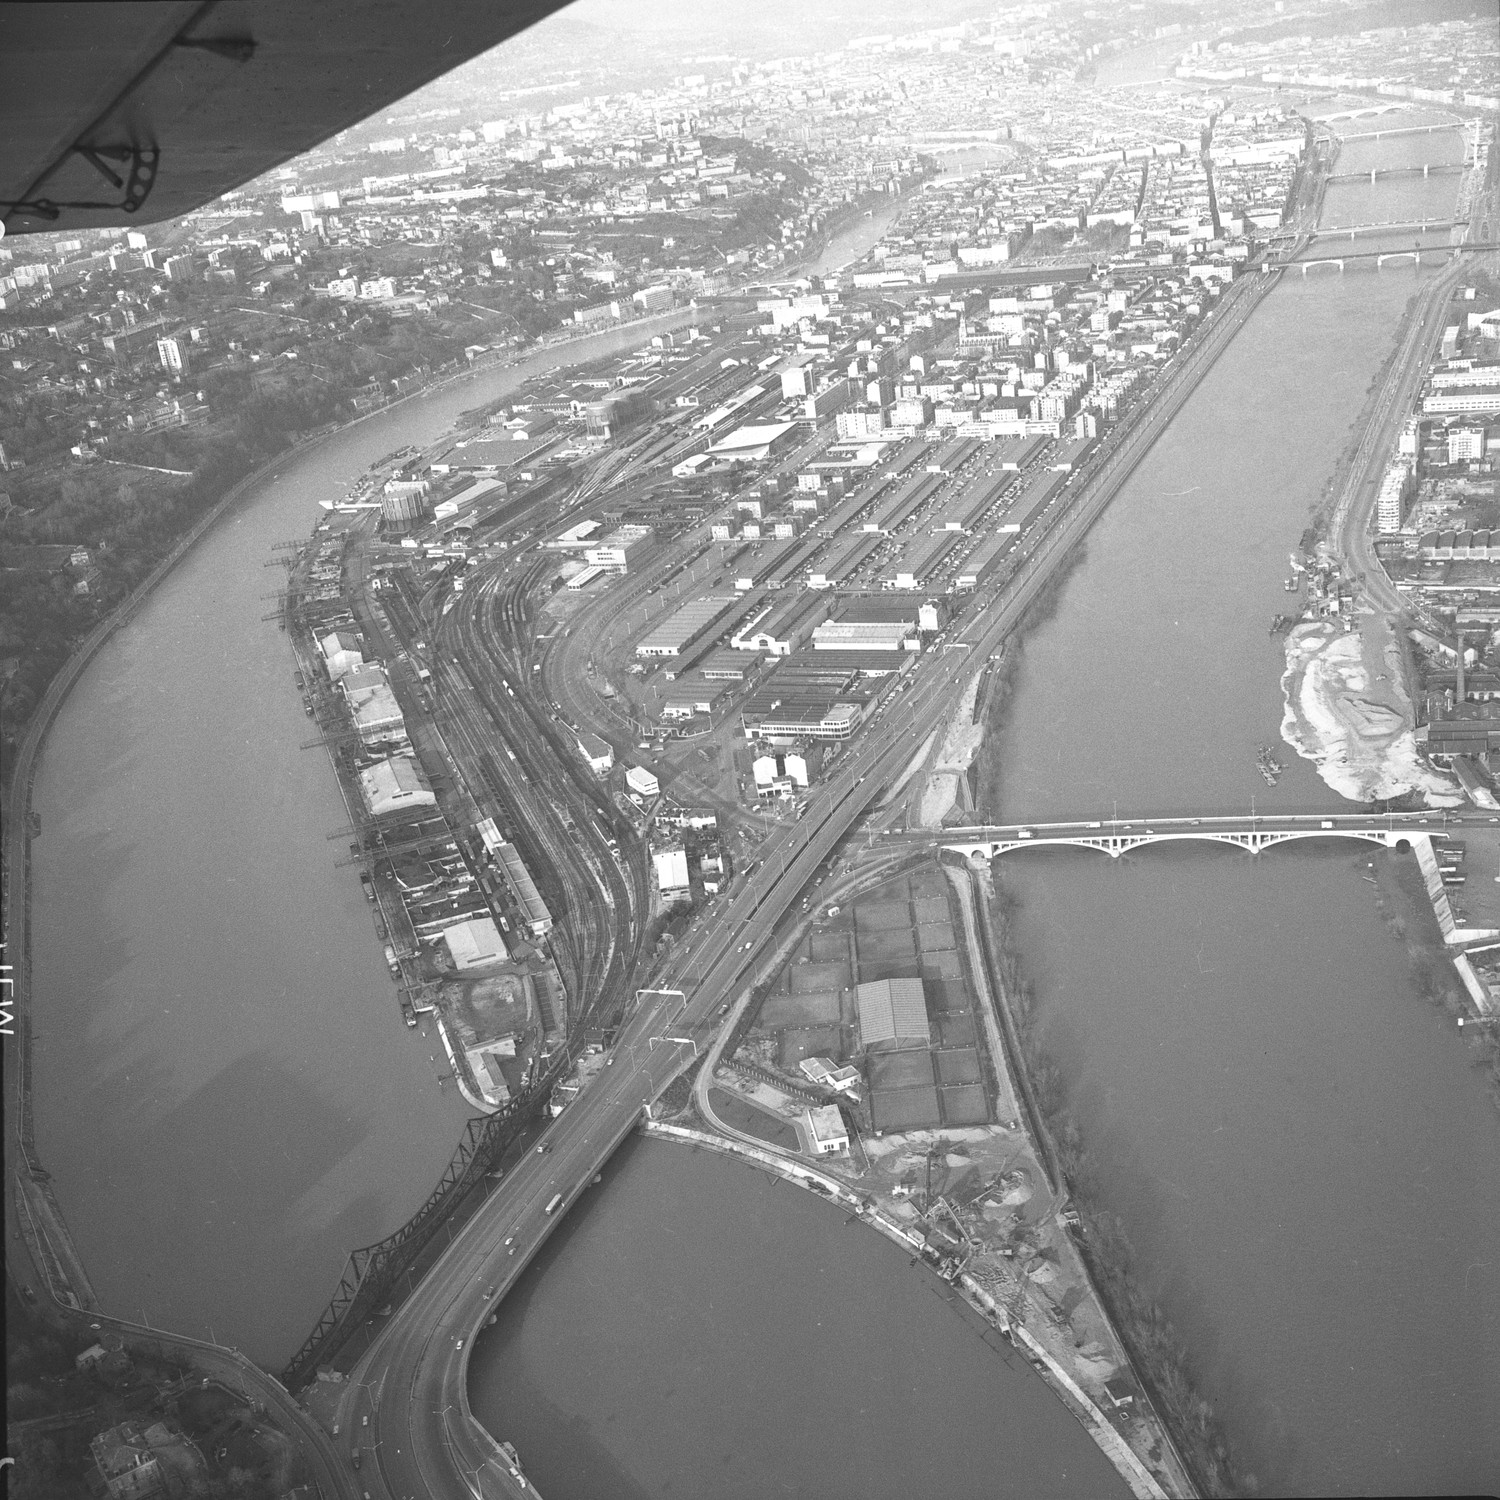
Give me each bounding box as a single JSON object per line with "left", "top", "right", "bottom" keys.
{"left": 871, "top": 1087, "right": 943, "bottom": 1131}
{"left": 912, "top": 896, "right": 951, "bottom": 924}
{"left": 856, "top": 900, "right": 912, "bottom": 931}
{"left": 937, "top": 1014, "right": 978, "bottom": 1047}
{"left": 810, "top": 931, "right": 851, "bottom": 965}
{"left": 758, "top": 990, "right": 842, "bottom": 1028}
{"left": 869, "top": 1048, "right": 936, "bottom": 1091}
{"left": 858, "top": 959, "right": 921, "bottom": 986}
{"left": 792, "top": 961, "right": 850, "bottom": 993}
{"left": 779, "top": 1026, "right": 842, "bottom": 1069}
{"left": 939, "top": 1084, "right": 990, "bottom": 1126}
{"left": 921, "top": 951, "right": 962, "bottom": 981}
{"left": 936, "top": 1048, "right": 982, "bottom": 1086}
{"left": 916, "top": 922, "right": 956, "bottom": 952}
{"left": 926, "top": 977, "right": 970, "bottom": 1013}
{"left": 858, "top": 928, "right": 917, "bottom": 966}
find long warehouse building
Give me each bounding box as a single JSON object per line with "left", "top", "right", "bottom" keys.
{"left": 1002, "top": 470, "right": 1069, "bottom": 534}
{"left": 865, "top": 472, "right": 945, "bottom": 533}
{"left": 927, "top": 436, "right": 981, "bottom": 474}
{"left": 637, "top": 595, "right": 745, "bottom": 657}
{"left": 810, "top": 531, "right": 883, "bottom": 588}
{"left": 494, "top": 840, "right": 553, "bottom": 936}
{"left": 886, "top": 529, "right": 965, "bottom": 589}
{"left": 933, "top": 471, "right": 1015, "bottom": 531}
{"left": 954, "top": 530, "right": 1018, "bottom": 589}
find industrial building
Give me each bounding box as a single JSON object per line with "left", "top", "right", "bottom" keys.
{"left": 812, "top": 619, "right": 915, "bottom": 650}
{"left": 730, "top": 592, "right": 830, "bottom": 655}
{"left": 954, "top": 530, "right": 1018, "bottom": 589}
{"left": 434, "top": 477, "right": 504, "bottom": 522}
{"left": 752, "top": 749, "right": 813, "bottom": 799}
{"left": 933, "top": 471, "right": 1014, "bottom": 531}
{"left": 340, "top": 663, "right": 406, "bottom": 745}
{"left": 652, "top": 844, "right": 691, "bottom": 897}
{"left": 706, "top": 420, "right": 798, "bottom": 463}
{"left": 740, "top": 693, "right": 867, "bottom": 741}
{"left": 856, "top": 977, "right": 931, "bottom": 1047}
{"left": 864, "top": 472, "right": 943, "bottom": 532}
{"left": 886, "top": 529, "right": 964, "bottom": 589}
{"left": 441, "top": 916, "right": 508, "bottom": 971}
{"left": 358, "top": 755, "right": 437, "bottom": 818}
{"left": 1002, "top": 470, "right": 1068, "bottom": 533}
{"left": 636, "top": 595, "right": 743, "bottom": 657}
{"left": 319, "top": 629, "right": 364, "bottom": 680}
{"left": 586, "top": 524, "right": 655, "bottom": 573}
{"left": 809, "top": 532, "right": 882, "bottom": 588}
{"left": 926, "top": 437, "right": 981, "bottom": 474}
{"left": 493, "top": 841, "right": 553, "bottom": 936}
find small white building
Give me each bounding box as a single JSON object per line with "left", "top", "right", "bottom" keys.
{"left": 753, "top": 751, "right": 810, "bottom": 799}
{"left": 577, "top": 732, "right": 614, "bottom": 775}
{"left": 805, "top": 1104, "right": 849, "bottom": 1155}
{"left": 626, "top": 764, "right": 660, "bottom": 798}
{"left": 652, "top": 843, "right": 691, "bottom": 896}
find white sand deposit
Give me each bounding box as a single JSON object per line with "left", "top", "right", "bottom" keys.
{"left": 919, "top": 668, "right": 988, "bottom": 826}
{"left": 1281, "top": 619, "right": 1461, "bottom": 805}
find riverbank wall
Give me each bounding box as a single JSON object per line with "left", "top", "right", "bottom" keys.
{"left": 643, "top": 1119, "right": 1175, "bottom": 1500}
{"left": 977, "top": 871, "right": 1246, "bottom": 1498}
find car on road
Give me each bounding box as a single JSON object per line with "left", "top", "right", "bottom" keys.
{"left": 504, "top": 1235, "right": 515, "bottom": 1246}
{"left": 536, "top": 1143, "right": 551, "bottom": 1154}
{"left": 456, "top": 1338, "right": 464, "bottom": 1350}
{"left": 484, "top": 1286, "right": 496, "bottom": 1298}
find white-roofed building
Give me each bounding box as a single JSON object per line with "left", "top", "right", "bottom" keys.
{"left": 441, "top": 916, "right": 508, "bottom": 971}
{"left": 856, "top": 977, "right": 931, "bottom": 1047}
{"left": 706, "top": 421, "right": 798, "bottom": 463}
{"left": 340, "top": 663, "right": 405, "bottom": 745}
{"left": 805, "top": 1103, "right": 849, "bottom": 1154}
{"left": 577, "top": 732, "right": 614, "bottom": 774}
{"left": 358, "top": 755, "right": 436, "bottom": 817}
{"left": 812, "top": 620, "right": 915, "bottom": 651}
{"left": 652, "top": 844, "right": 691, "bottom": 898}
{"left": 626, "top": 764, "right": 660, "bottom": 798}
{"left": 319, "top": 630, "right": 364, "bottom": 680}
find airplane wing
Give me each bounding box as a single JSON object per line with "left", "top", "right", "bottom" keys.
{"left": 1, "top": 0, "right": 573, "bottom": 237}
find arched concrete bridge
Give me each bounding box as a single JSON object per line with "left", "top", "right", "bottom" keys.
{"left": 905, "top": 811, "right": 1470, "bottom": 861}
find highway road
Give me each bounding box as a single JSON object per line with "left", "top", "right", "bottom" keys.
{"left": 1332, "top": 253, "right": 1464, "bottom": 616}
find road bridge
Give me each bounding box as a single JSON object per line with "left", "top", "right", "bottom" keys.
{"left": 1337, "top": 121, "right": 1461, "bottom": 142}
{"left": 1306, "top": 218, "right": 1462, "bottom": 241}
{"left": 1326, "top": 162, "right": 1464, "bottom": 184}
{"left": 1290, "top": 245, "right": 1459, "bottom": 276}
{"left": 891, "top": 811, "right": 1472, "bottom": 861}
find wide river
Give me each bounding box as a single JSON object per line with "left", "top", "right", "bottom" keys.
{"left": 27, "top": 109, "right": 1498, "bottom": 1496}
{"left": 29, "top": 315, "right": 696, "bottom": 1361}
{"left": 984, "top": 122, "right": 1500, "bottom": 1495}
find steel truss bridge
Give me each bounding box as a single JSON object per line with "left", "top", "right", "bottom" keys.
{"left": 280, "top": 1056, "right": 568, "bottom": 1391}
